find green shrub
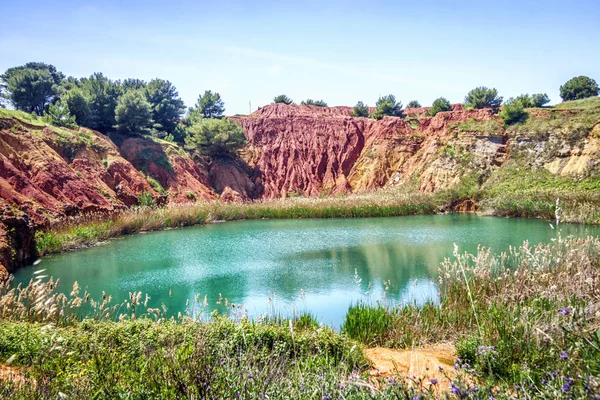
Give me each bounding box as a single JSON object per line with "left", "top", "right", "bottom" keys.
{"left": 185, "top": 118, "right": 247, "bottom": 160}
{"left": 560, "top": 76, "right": 599, "bottom": 101}
{"left": 406, "top": 100, "right": 421, "bottom": 108}
{"left": 137, "top": 191, "right": 156, "bottom": 207}
{"left": 351, "top": 101, "right": 369, "bottom": 117}
{"left": 300, "top": 99, "right": 327, "bottom": 107}
{"left": 115, "top": 89, "right": 153, "bottom": 134}
{"left": 372, "top": 94, "right": 403, "bottom": 119}
{"left": 341, "top": 302, "right": 393, "bottom": 346}
{"left": 499, "top": 98, "right": 527, "bottom": 125}
{"left": 43, "top": 100, "right": 78, "bottom": 129}
{"left": 464, "top": 86, "right": 503, "bottom": 109}
{"left": 273, "top": 94, "right": 293, "bottom": 105}
{"left": 428, "top": 97, "right": 452, "bottom": 116}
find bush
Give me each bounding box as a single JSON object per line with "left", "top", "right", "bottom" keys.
{"left": 406, "top": 100, "right": 421, "bottom": 108}
{"left": 273, "top": 94, "right": 293, "bottom": 105}
{"left": 530, "top": 93, "right": 551, "bottom": 107}
{"left": 115, "top": 89, "right": 153, "bottom": 134}
{"left": 341, "top": 302, "right": 393, "bottom": 346}
{"left": 43, "top": 100, "right": 78, "bottom": 129}
{"left": 560, "top": 76, "right": 599, "bottom": 101}
{"left": 351, "top": 101, "right": 369, "bottom": 117}
{"left": 512, "top": 93, "right": 550, "bottom": 108}
{"left": 372, "top": 94, "right": 403, "bottom": 119}
{"left": 499, "top": 98, "right": 527, "bottom": 125}
{"left": 137, "top": 191, "right": 156, "bottom": 207}
{"left": 428, "top": 97, "right": 452, "bottom": 116}
{"left": 185, "top": 118, "right": 247, "bottom": 160}
{"left": 464, "top": 87, "right": 503, "bottom": 109}
{"left": 300, "top": 99, "right": 327, "bottom": 107}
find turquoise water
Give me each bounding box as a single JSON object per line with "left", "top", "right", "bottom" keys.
{"left": 13, "top": 215, "right": 600, "bottom": 328}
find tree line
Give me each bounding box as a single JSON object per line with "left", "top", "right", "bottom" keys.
{"left": 0, "top": 62, "right": 246, "bottom": 160}
{"left": 272, "top": 75, "right": 598, "bottom": 125}
{"left": 2, "top": 62, "right": 599, "bottom": 157}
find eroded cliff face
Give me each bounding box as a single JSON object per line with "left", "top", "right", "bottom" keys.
{"left": 235, "top": 104, "right": 504, "bottom": 197}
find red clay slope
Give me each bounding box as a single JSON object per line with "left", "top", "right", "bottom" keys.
{"left": 235, "top": 103, "right": 499, "bottom": 198}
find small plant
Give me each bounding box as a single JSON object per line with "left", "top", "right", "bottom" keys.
{"left": 137, "top": 191, "right": 156, "bottom": 207}
{"left": 351, "top": 101, "right": 369, "bottom": 117}
{"left": 499, "top": 98, "right": 527, "bottom": 124}
{"left": 406, "top": 100, "right": 421, "bottom": 108}
{"left": 186, "top": 191, "right": 197, "bottom": 201}
{"left": 273, "top": 94, "right": 293, "bottom": 105}
{"left": 300, "top": 99, "right": 327, "bottom": 107}
{"left": 372, "top": 94, "right": 404, "bottom": 119}
{"left": 341, "top": 302, "right": 393, "bottom": 346}
{"left": 428, "top": 97, "right": 452, "bottom": 116}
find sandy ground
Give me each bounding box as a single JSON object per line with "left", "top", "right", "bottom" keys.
{"left": 0, "top": 364, "right": 29, "bottom": 387}
{"left": 365, "top": 344, "right": 456, "bottom": 388}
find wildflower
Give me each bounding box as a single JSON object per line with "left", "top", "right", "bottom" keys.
{"left": 322, "top": 396, "right": 330, "bottom": 400}
{"left": 559, "top": 307, "right": 571, "bottom": 316}
{"left": 560, "top": 350, "right": 568, "bottom": 360}
{"left": 430, "top": 379, "right": 438, "bottom": 385}
{"left": 563, "top": 377, "right": 574, "bottom": 393}
{"left": 248, "top": 373, "right": 254, "bottom": 379}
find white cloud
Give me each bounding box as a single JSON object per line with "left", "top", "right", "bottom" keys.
{"left": 270, "top": 64, "right": 281, "bottom": 73}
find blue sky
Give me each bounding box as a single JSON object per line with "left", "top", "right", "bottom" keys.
{"left": 1, "top": 0, "right": 599, "bottom": 115}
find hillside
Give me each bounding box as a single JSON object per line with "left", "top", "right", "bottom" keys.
{"left": 0, "top": 98, "right": 599, "bottom": 277}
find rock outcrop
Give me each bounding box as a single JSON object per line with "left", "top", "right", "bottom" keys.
{"left": 235, "top": 104, "right": 502, "bottom": 197}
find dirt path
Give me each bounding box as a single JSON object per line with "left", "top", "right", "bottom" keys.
{"left": 365, "top": 344, "right": 456, "bottom": 387}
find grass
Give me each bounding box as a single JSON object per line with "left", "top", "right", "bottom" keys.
{"left": 338, "top": 234, "right": 600, "bottom": 398}
{"left": 33, "top": 190, "right": 438, "bottom": 256}
{"left": 0, "top": 107, "right": 47, "bottom": 127}
{"left": 3, "top": 234, "right": 600, "bottom": 398}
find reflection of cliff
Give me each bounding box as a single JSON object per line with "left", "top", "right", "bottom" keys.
{"left": 289, "top": 242, "right": 449, "bottom": 294}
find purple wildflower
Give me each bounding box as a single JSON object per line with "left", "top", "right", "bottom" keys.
{"left": 430, "top": 379, "right": 439, "bottom": 385}
{"left": 563, "top": 377, "right": 574, "bottom": 393}
{"left": 560, "top": 350, "right": 569, "bottom": 360}
{"left": 248, "top": 372, "right": 254, "bottom": 379}
{"left": 559, "top": 307, "right": 571, "bottom": 316}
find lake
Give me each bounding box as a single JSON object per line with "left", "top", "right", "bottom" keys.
{"left": 13, "top": 215, "right": 600, "bottom": 328}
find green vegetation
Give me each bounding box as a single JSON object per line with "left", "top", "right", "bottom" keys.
{"left": 33, "top": 191, "right": 437, "bottom": 256}
{"left": 42, "top": 100, "right": 78, "bottom": 129}
{"left": 498, "top": 97, "right": 527, "bottom": 125}
{"left": 351, "top": 101, "right": 369, "bottom": 117}
{"left": 341, "top": 302, "right": 393, "bottom": 346}
{"left": 114, "top": 89, "right": 153, "bottom": 134}
{"left": 560, "top": 75, "right": 599, "bottom": 101}
{"left": 512, "top": 93, "right": 551, "bottom": 108}
{"left": 188, "top": 90, "right": 225, "bottom": 119}
{"left": 372, "top": 94, "right": 403, "bottom": 119}
{"left": 145, "top": 79, "right": 186, "bottom": 134}
{"left": 4, "top": 234, "right": 600, "bottom": 398}
{"left": 301, "top": 99, "right": 328, "bottom": 107}
{"left": 339, "top": 236, "right": 600, "bottom": 398}
{"left": 273, "top": 94, "right": 293, "bottom": 105}
{"left": 464, "top": 86, "right": 503, "bottom": 109}
{"left": 428, "top": 97, "right": 452, "bottom": 116}
{"left": 0, "top": 62, "right": 64, "bottom": 114}
{"left": 185, "top": 117, "right": 247, "bottom": 160}
{"left": 406, "top": 100, "right": 421, "bottom": 108}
